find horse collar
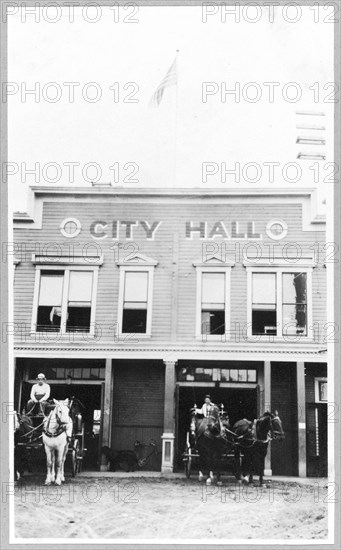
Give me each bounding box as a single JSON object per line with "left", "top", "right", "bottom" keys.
{"left": 44, "top": 427, "right": 66, "bottom": 438}
{"left": 44, "top": 406, "right": 67, "bottom": 437}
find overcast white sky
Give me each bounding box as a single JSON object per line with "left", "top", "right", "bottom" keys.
{"left": 8, "top": 5, "right": 334, "bottom": 212}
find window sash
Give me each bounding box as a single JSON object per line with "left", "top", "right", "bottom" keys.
{"left": 201, "top": 272, "right": 225, "bottom": 304}
{"left": 118, "top": 267, "right": 154, "bottom": 336}
{"left": 196, "top": 268, "right": 230, "bottom": 338}
{"left": 34, "top": 268, "right": 97, "bottom": 334}
{"left": 250, "top": 269, "right": 310, "bottom": 337}
{"left": 202, "top": 303, "right": 225, "bottom": 310}
{"left": 123, "top": 301, "right": 147, "bottom": 310}
{"left": 38, "top": 272, "right": 64, "bottom": 306}
{"left": 282, "top": 272, "right": 307, "bottom": 305}
{"left": 124, "top": 272, "right": 148, "bottom": 302}
{"left": 252, "top": 273, "right": 276, "bottom": 305}
{"left": 68, "top": 271, "right": 93, "bottom": 302}
{"left": 68, "top": 301, "right": 91, "bottom": 307}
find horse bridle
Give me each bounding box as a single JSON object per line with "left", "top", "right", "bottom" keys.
{"left": 44, "top": 403, "right": 69, "bottom": 438}
{"left": 269, "top": 416, "right": 283, "bottom": 440}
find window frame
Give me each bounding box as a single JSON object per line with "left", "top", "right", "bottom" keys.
{"left": 246, "top": 266, "right": 313, "bottom": 340}
{"left": 117, "top": 265, "right": 155, "bottom": 338}
{"left": 195, "top": 266, "right": 232, "bottom": 340}
{"left": 314, "top": 377, "right": 328, "bottom": 403}
{"left": 31, "top": 265, "right": 99, "bottom": 336}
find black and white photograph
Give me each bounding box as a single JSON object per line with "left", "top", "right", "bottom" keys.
{"left": 1, "top": 1, "right": 340, "bottom": 547}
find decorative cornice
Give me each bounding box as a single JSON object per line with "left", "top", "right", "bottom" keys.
{"left": 13, "top": 187, "right": 326, "bottom": 234}
{"left": 14, "top": 344, "right": 327, "bottom": 356}
{"left": 13, "top": 211, "right": 34, "bottom": 222}
{"left": 25, "top": 186, "right": 320, "bottom": 198}
{"left": 116, "top": 253, "right": 158, "bottom": 266}
{"left": 193, "top": 255, "right": 235, "bottom": 268}
{"left": 32, "top": 253, "right": 103, "bottom": 266}
{"left": 243, "top": 256, "right": 316, "bottom": 268}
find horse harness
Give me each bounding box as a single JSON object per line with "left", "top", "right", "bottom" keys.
{"left": 43, "top": 406, "right": 69, "bottom": 438}
{"left": 252, "top": 418, "right": 272, "bottom": 444}
{"left": 18, "top": 418, "right": 45, "bottom": 444}
{"left": 221, "top": 418, "right": 272, "bottom": 448}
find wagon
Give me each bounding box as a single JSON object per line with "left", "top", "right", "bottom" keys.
{"left": 182, "top": 430, "right": 199, "bottom": 478}
{"left": 14, "top": 399, "right": 86, "bottom": 479}
{"left": 66, "top": 410, "right": 86, "bottom": 476}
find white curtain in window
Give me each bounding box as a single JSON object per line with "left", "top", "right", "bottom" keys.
{"left": 124, "top": 272, "right": 148, "bottom": 302}
{"left": 252, "top": 273, "right": 276, "bottom": 305}
{"left": 39, "top": 273, "right": 63, "bottom": 306}
{"left": 68, "top": 271, "right": 93, "bottom": 302}
{"left": 201, "top": 273, "right": 225, "bottom": 304}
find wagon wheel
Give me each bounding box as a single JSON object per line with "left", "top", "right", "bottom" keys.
{"left": 184, "top": 431, "right": 193, "bottom": 478}
{"left": 184, "top": 444, "right": 192, "bottom": 478}
{"left": 71, "top": 439, "right": 80, "bottom": 477}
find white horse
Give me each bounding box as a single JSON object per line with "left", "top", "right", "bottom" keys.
{"left": 42, "top": 399, "right": 73, "bottom": 486}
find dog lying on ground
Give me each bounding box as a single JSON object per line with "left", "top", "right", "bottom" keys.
{"left": 101, "top": 446, "right": 138, "bottom": 472}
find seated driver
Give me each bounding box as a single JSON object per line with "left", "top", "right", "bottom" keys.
{"left": 27, "top": 373, "right": 51, "bottom": 415}
{"left": 194, "top": 394, "right": 217, "bottom": 417}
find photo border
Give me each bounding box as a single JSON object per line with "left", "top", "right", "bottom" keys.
{"left": 0, "top": 1, "right": 340, "bottom": 548}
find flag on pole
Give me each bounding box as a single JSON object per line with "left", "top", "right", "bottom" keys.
{"left": 149, "top": 54, "right": 178, "bottom": 107}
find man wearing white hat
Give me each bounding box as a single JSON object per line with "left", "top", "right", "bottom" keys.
{"left": 194, "top": 395, "right": 217, "bottom": 417}
{"left": 27, "top": 373, "right": 51, "bottom": 415}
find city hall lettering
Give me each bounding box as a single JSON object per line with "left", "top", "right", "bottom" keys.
{"left": 89, "top": 220, "right": 261, "bottom": 240}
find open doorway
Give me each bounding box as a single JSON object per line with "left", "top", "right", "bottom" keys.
{"left": 53, "top": 385, "right": 102, "bottom": 470}
{"left": 175, "top": 386, "right": 258, "bottom": 469}
{"left": 20, "top": 383, "right": 103, "bottom": 471}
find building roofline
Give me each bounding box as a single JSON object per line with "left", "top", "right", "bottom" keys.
{"left": 27, "top": 185, "right": 319, "bottom": 198}
{"left": 13, "top": 185, "right": 326, "bottom": 228}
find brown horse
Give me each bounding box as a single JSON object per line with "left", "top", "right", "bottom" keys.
{"left": 191, "top": 405, "right": 232, "bottom": 485}
{"left": 14, "top": 412, "right": 40, "bottom": 479}
{"left": 233, "top": 411, "right": 285, "bottom": 486}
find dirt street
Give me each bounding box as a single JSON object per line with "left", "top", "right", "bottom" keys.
{"left": 14, "top": 475, "right": 329, "bottom": 541}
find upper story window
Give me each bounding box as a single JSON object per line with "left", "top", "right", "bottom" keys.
{"left": 282, "top": 272, "right": 307, "bottom": 336}
{"left": 122, "top": 271, "right": 149, "bottom": 333}
{"left": 117, "top": 253, "right": 158, "bottom": 337}
{"left": 201, "top": 272, "right": 226, "bottom": 335}
{"left": 35, "top": 269, "right": 96, "bottom": 333}
{"left": 32, "top": 254, "right": 102, "bottom": 335}
{"left": 252, "top": 273, "right": 277, "bottom": 335}
{"left": 193, "top": 256, "right": 235, "bottom": 340}
{"left": 37, "top": 270, "right": 64, "bottom": 331}
{"left": 246, "top": 263, "right": 313, "bottom": 339}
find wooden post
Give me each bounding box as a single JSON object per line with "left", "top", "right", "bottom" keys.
{"left": 264, "top": 361, "right": 272, "bottom": 475}
{"left": 296, "top": 361, "right": 307, "bottom": 477}
{"left": 161, "top": 359, "right": 177, "bottom": 473}
{"left": 101, "top": 357, "right": 113, "bottom": 471}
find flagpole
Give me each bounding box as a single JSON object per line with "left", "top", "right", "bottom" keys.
{"left": 173, "top": 49, "right": 179, "bottom": 187}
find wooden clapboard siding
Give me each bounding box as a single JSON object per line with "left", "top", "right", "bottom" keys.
{"left": 13, "top": 198, "right": 326, "bottom": 347}
{"left": 311, "top": 267, "right": 327, "bottom": 340}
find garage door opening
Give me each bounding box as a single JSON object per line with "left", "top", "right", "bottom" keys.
{"left": 51, "top": 384, "right": 103, "bottom": 471}
{"left": 175, "top": 386, "right": 258, "bottom": 470}
{"left": 19, "top": 382, "right": 103, "bottom": 471}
